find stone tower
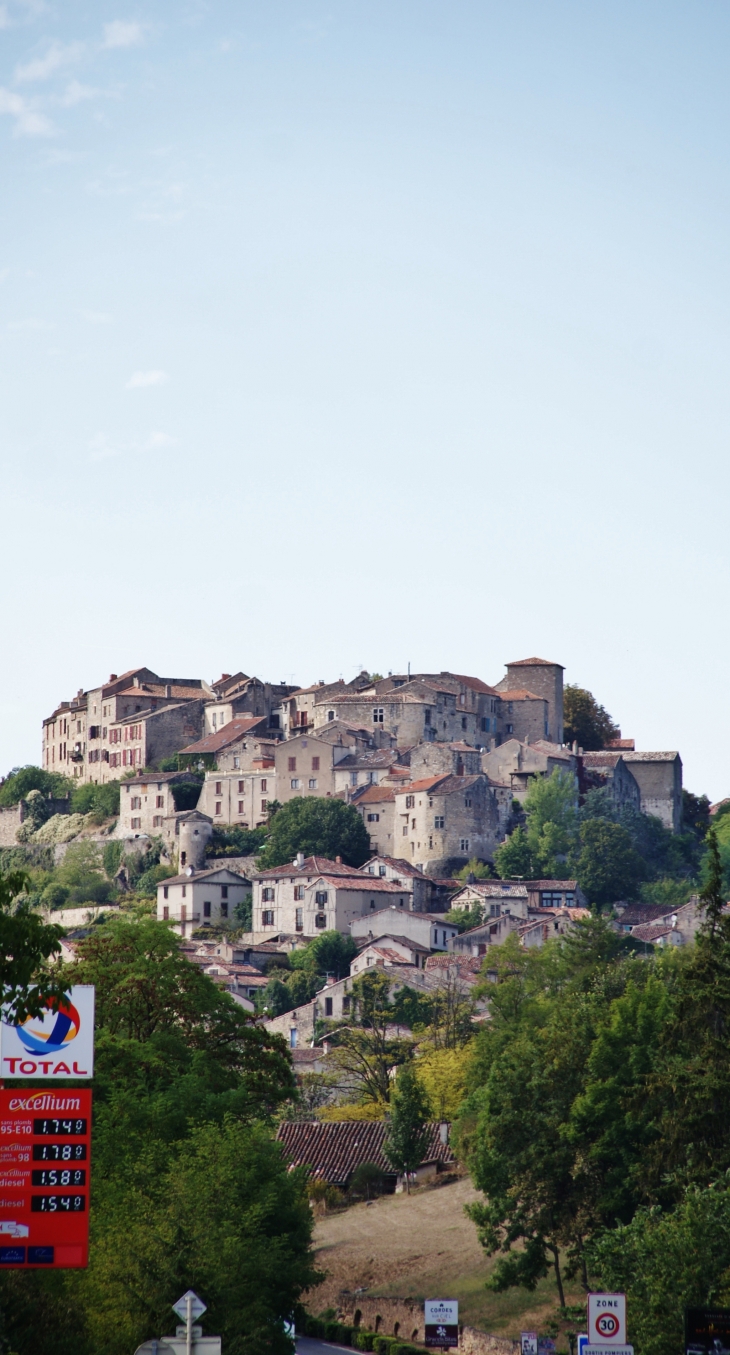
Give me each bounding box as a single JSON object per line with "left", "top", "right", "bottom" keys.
{"left": 497, "top": 658, "right": 565, "bottom": 745}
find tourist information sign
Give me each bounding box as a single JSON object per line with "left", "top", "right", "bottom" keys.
{"left": 0, "top": 1086, "right": 91, "bottom": 1268}
{"left": 425, "top": 1300, "right": 459, "bottom": 1348}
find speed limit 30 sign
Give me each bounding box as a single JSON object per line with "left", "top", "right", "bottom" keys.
{"left": 588, "top": 1295, "right": 626, "bottom": 1345}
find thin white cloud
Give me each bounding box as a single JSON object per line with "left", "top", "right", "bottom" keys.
{"left": 15, "top": 41, "right": 83, "bottom": 83}
{"left": 88, "top": 429, "right": 176, "bottom": 462}
{"left": 126, "top": 369, "right": 168, "bottom": 389}
{"left": 60, "top": 80, "right": 99, "bottom": 107}
{"left": 102, "top": 20, "right": 144, "bottom": 49}
{"left": 0, "top": 87, "right": 55, "bottom": 136}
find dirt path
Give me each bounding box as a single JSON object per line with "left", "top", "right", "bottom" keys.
{"left": 307, "top": 1176, "right": 580, "bottom": 1336}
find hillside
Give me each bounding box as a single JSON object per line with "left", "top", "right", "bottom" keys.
{"left": 307, "top": 1176, "right": 580, "bottom": 1337}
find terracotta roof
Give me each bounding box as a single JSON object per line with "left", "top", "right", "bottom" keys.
{"left": 425, "top": 953, "right": 482, "bottom": 974}
{"left": 276, "top": 1120, "right": 454, "bottom": 1185}
{"left": 399, "top": 776, "right": 449, "bottom": 794}
{"left": 499, "top": 689, "right": 544, "bottom": 701}
{"left": 582, "top": 752, "right": 622, "bottom": 768}
{"left": 359, "top": 935, "right": 430, "bottom": 955}
{"left": 398, "top": 774, "right": 484, "bottom": 797}
{"left": 506, "top": 657, "right": 564, "bottom": 669}
{"left": 179, "top": 716, "right": 268, "bottom": 754}
{"left": 607, "top": 738, "right": 635, "bottom": 750}
{"left": 351, "top": 784, "right": 396, "bottom": 805}
{"left": 313, "top": 876, "right": 408, "bottom": 893}
{"left": 438, "top": 673, "right": 500, "bottom": 696}
{"left": 255, "top": 856, "right": 366, "bottom": 879}
{"left": 451, "top": 882, "right": 528, "bottom": 899}
{"left": 616, "top": 902, "right": 676, "bottom": 926}
{"left": 630, "top": 922, "right": 677, "bottom": 943}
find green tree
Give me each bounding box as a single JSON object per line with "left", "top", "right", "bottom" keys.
{"left": 70, "top": 779, "right": 121, "bottom": 821}
{"left": 256, "top": 796, "right": 371, "bottom": 869}
{"left": 330, "top": 969, "right": 412, "bottom": 1104}
{"left": 384, "top": 1063, "right": 431, "bottom": 1193}
{"left": 0, "top": 765, "right": 71, "bottom": 806}
{"left": 444, "top": 901, "right": 485, "bottom": 932}
{"left": 0, "top": 870, "right": 70, "bottom": 1023}
{"left": 575, "top": 818, "right": 645, "bottom": 908}
{"left": 494, "top": 824, "right": 538, "bottom": 879}
{"left": 563, "top": 685, "right": 620, "bottom": 751}
{"left": 455, "top": 857, "right": 494, "bottom": 882}
{"left": 289, "top": 930, "right": 357, "bottom": 979}
{"left": 55, "top": 841, "right": 116, "bottom": 904}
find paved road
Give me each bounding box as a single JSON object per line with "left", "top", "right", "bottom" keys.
{"left": 297, "top": 1335, "right": 355, "bottom": 1355}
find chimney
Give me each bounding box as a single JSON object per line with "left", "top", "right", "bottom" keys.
{"left": 165, "top": 684, "right": 172, "bottom": 698}
{"left": 109, "top": 674, "right": 117, "bottom": 682}
{"left": 295, "top": 852, "right": 304, "bottom": 868}
{"left": 336, "top": 855, "right": 342, "bottom": 864}
{"left": 439, "top": 1123, "right": 449, "bottom": 1145}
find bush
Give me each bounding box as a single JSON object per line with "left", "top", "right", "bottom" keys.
{"left": 256, "top": 796, "right": 371, "bottom": 869}
{"left": 71, "top": 780, "right": 121, "bottom": 822}
{"left": 354, "top": 1332, "right": 374, "bottom": 1350}
{"left": 40, "top": 882, "right": 70, "bottom": 910}
{"left": 0, "top": 765, "right": 71, "bottom": 806}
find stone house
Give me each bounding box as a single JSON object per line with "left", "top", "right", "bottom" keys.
{"left": 350, "top": 907, "right": 459, "bottom": 951}
{"left": 409, "top": 741, "right": 483, "bottom": 781}
{"left": 276, "top": 1120, "right": 454, "bottom": 1190}
{"left": 273, "top": 731, "right": 360, "bottom": 804}
{"left": 312, "top": 678, "right": 485, "bottom": 749}
{"left": 579, "top": 752, "right": 641, "bottom": 811}
{"left": 394, "top": 774, "right": 504, "bottom": 874}
{"left": 359, "top": 855, "right": 433, "bottom": 911}
{"left": 333, "top": 748, "right": 404, "bottom": 796}
{"left": 517, "top": 909, "right": 588, "bottom": 948}
{"left": 177, "top": 716, "right": 270, "bottom": 771}
{"left": 482, "top": 738, "right": 577, "bottom": 802}
{"left": 156, "top": 864, "right": 251, "bottom": 937}
{"left": 450, "top": 914, "right": 524, "bottom": 955}
{"left": 204, "top": 672, "right": 294, "bottom": 736}
{"left": 525, "top": 879, "right": 587, "bottom": 909}
{"left": 197, "top": 767, "right": 275, "bottom": 829}
{"left": 494, "top": 690, "right": 550, "bottom": 743}
{"left": 43, "top": 667, "right": 211, "bottom": 785}
{"left": 448, "top": 881, "right": 530, "bottom": 920}
{"left": 252, "top": 855, "right": 411, "bottom": 937}
{"left": 350, "top": 936, "right": 431, "bottom": 973}
{"left": 350, "top": 785, "right": 397, "bottom": 856}
{"left": 277, "top": 674, "right": 373, "bottom": 738}
{"left": 615, "top": 896, "right": 703, "bottom": 946}
{"left": 621, "top": 752, "right": 683, "bottom": 833}
{"left": 495, "top": 658, "right": 565, "bottom": 745}
{"left": 117, "top": 771, "right": 202, "bottom": 837}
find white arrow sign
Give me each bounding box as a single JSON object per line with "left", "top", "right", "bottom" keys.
{"left": 172, "top": 1291, "right": 207, "bottom": 1323}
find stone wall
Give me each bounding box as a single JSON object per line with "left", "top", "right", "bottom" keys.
{"left": 0, "top": 805, "right": 22, "bottom": 847}
{"left": 332, "top": 1295, "right": 518, "bottom": 1355}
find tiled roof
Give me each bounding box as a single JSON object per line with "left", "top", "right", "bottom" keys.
{"left": 630, "top": 922, "right": 676, "bottom": 943}
{"left": 438, "top": 673, "right": 500, "bottom": 696}
{"left": 622, "top": 751, "right": 680, "bottom": 762}
{"left": 399, "top": 774, "right": 483, "bottom": 797}
{"left": 360, "top": 934, "right": 430, "bottom": 954}
{"left": 452, "top": 882, "right": 528, "bottom": 899}
{"left": 160, "top": 865, "right": 249, "bottom": 886}
{"left": 607, "top": 738, "right": 636, "bottom": 750}
{"left": 254, "top": 856, "right": 363, "bottom": 880}
{"left": 616, "top": 902, "right": 676, "bottom": 926}
{"left": 351, "top": 784, "right": 396, "bottom": 805}
{"left": 399, "top": 776, "right": 449, "bottom": 794}
{"left": 506, "top": 657, "right": 564, "bottom": 668}
{"left": 526, "top": 879, "right": 579, "bottom": 891}
{"left": 361, "top": 856, "right": 426, "bottom": 878}
{"left": 313, "top": 876, "right": 408, "bottom": 893}
{"left": 425, "top": 953, "right": 482, "bottom": 974}
{"left": 499, "top": 689, "right": 543, "bottom": 701}
{"left": 276, "top": 1120, "right": 454, "bottom": 1185}
{"left": 582, "top": 752, "right": 622, "bottom": 768}
{"left": 178, "top": 716, "right": 268, "bottom": 754}
{"left": 334, "top": 749, "right": 399, "bottom": 768}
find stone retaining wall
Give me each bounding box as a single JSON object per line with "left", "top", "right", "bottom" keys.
{"left": 333, "top": 1295, "right": 518, "bottom": 1355}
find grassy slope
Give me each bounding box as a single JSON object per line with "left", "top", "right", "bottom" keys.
{"left": 307, "top": 1177, "right": 582, "bottom": 1337}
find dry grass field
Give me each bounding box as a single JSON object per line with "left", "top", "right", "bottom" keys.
{"left": 307, "top": 1175, "right": 582, "bottom": 1337}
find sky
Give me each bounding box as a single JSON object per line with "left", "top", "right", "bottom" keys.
{"left": 1, "top": 1, "right": 729, "bottom": 798}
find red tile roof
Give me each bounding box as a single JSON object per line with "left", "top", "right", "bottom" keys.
{"left": 499, "top": 689, "right": 543, "bottom": 701}
{"left": 276, "top": 1120, "right": 454, "bottom": 1185}
{"left": 361, "top": 856, "right": 426, "bottom": 878}
{"left": 351, "top": 784, "right": 396, "bottom": 804}
{"left": 506, "top": 657, "right": 564, "bottom": 668}
{"left": 254, "top": 855, "right": 364, "bottom": 879}
{"left": 179, "top": 716, "right": 268, "bottom": 754}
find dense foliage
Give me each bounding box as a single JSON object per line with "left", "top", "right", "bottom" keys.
{"left": 563, "top": 685, "right": 620, "bottom": 750}
{"left": 0, "top": 765, "right": 71, "bottom": 805}
{"left": 256, "top": 795, "right": 371, "bottom": 869}
{"left": 0, "top": 917, "right": 316, "bottom": 1355}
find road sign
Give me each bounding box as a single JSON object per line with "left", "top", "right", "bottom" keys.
{"left": 577, "top": 1334, "right": 589, "bottom": 1355}
{"left": 0, "top": 986, "right": 95, "bottom": 1080}
{"left": 583, "top": 1346, "right": 633, "bottom": 1355}
{"left": 172, "top": 1290, "right": 207, "bottom": 1323}
{"left": 425, "top": 1300, "right": 459, "bottom": 1348}
{"left": 685, "top": 1307, "right": 730, "bottom": 1354}
{"left": 0, "top": 1086, "right": 91, "bottom": 1268}
{"left": 588, "top": 1295, "right": 626, "bottom": 1345}
{"left": 521, "top": 1334, "right": 538, "bottom": 1355}
{"left": 134, "top": 1344, "right": 176, "bottom": 1355}
{"left": 158, "top": 1342, "right": 221, "bottom": 1355}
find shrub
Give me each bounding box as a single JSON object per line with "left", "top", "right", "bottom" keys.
{"left": 0, "top": 766, "right": 71, "bottom": 806}
{"left": 40, "top": 882, "right": 70, "bottom": 910}
{"left": 355, "top": 1332, "right": 375, "bottom": 1350}
{"left": 71, "top": 780, "right": 121, "bottom": 821}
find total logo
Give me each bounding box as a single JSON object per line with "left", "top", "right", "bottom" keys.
{"left": 1, "top": 986, "right": 95, "bottom": 1079}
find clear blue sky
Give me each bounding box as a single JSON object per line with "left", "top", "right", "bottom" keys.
{"left": 1, "top": 1, "right": 728, "bottom": 798}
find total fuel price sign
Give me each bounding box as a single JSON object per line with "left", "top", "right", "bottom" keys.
{"left": 0, "top": 1087, "right": 91, "bottom": 1268}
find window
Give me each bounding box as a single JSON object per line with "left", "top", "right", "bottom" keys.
{"left": 434, "top": 816, "right": 445, "bottom": 829}
{"left": 309, "top": 778, "right": 318, "bottom": 789}
{"left": 540, "top": 891, "right": 566, "bottom": 908}
{"left": 221, "top": 885, "right": 228, "bottom": 899}
{"left": 429, "top": 836, "right": 433, "bottom": 849}
{"left": 154, "top": 795, "right": 164, "bottom": 809}
{"left": 405, "top": 794, "right": 414, "bottom": 809}
{"left": 290, "top": 1028, "right": 298, "bottom": 1048}
{"left": 325, "top": 997, "right": 333, "bottom": 1017}
{"left": 315, "top": 890, "right": 328, "bottom": 905}
{"left": 461, "top": 716, "right": 467, "bottom": 729}
{"left": 262, "top": 887, "right": 274, "bottom": 901}
{"left": 131, "top": 796, "right": 141, "bottom": 810}
{"left": 261, "top": 779, "right": 267, "bottom": 792}
{"left": 233, "top": 757, "right": 240, "bottom": 769}
{"left": 328, "top": 710, "right": 335, "bottom": 721}
{"left": 315, "top": 912, "right": 327, "bottom": 929}
{"left": 238, "top": 780, "right": 244, "bottom": 794}
{"left": 489, "top": 903, "right": 501, "bottom": 917}
{"left": 182, "top": 886, "right": 187, "bottom": 898}
{"left": 411, "top": 817, "right": 416, "bottom": 830}
{"left": 204, "top": 901, "right": 211, "bottom": 918}
{"left": 367, "top": 813, "right": 379, "bottom": 822}
{"left": 294, "top": 885, "right": 304, "bottom": 900}
{"left": 261, "top": 799, "right": 268, "bottom": 811}
{"left": 402, "top": 825, "right": 408, "bottom": 836}
{"left": 262, "top": 909, "right": 274, "bottom": 926}
{"left": 153, "top": 815, "right": 163, "bottom": 827}
{"left": 180, "top": 904, "right": 187, "bottom": 921}
{"left": 295, "top": 907, "right": 303, "bottom": 931}
{"left": 460, "top": 838, "right": 470, "bottom": 852}
{"left": 481, "top": 716, "right": 488, "bottom": 731}
{"left": 288, "top": 757, "right": 296, "bottom": 772}
{"left": 215, "top": 781, "right": 222, "bottom": 795}
{"left": 163, "top": 905, "right": 169, "bottom": 921}
{"left": 238, "top": 800, "right": 244, "bottom": 813}
{"left": 312, "top": 756, "right": 320, "bottom": 771}
{"left": 350, "top": 772, "right": 358, "bottom": 786}
{"left": 343, "top": 995, "right": 350, "bottom": 1012}
{"left": 131, "top": 817, "right": 141, "bottom": 830}
{"left": 505, "top": 724, "right": 513, "bottom": 734}
{"left": 373, "top": 708, "right": 384, "bottom": 723}
{"left": 291, "top": 778, "right": 301, "bottom": 789}
{"left": 465, "top": 797, "right": 472, "bottom": 808}
{"left": 215, "top": 801, "right": 222, "bottom": 815}
{"left": 221, "top": 901, "right": 228, "bottom": 918}
{"left": 424, "top": 708, "right": 431, "bottom": 725}
{"left": 163, "top": 886, "right": 169, "bottom": 900}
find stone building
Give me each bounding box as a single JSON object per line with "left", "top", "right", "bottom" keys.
{"left": 495, "top": 658, "right": 565, "bottom": 745}
{"left": 359, "top": 854, "right": 434, "bottom": 912}
{"left": 482, "top": 738, "right": 577, "bottom": 802}
{"left": 203, "top": 672, "right": 294, "bottom": 737}
{"left": 393, "top": 773, "right": 506, "bottom": 874}
{"left": 350, "top": 784, "right": 397, "bottom": 856}
{"left": 251, "top": 854, "right": 410, "bottom": 937}
{"left": 177, "top": 716, "right": 270, "bottom": 771}
{"left": 350, "top": 907, "right": 459, "bottom": 951}
{"left": 117, "top": 770, "right": 201, "bottom": 837}
{"left": 621, "top": 752, "right": 683, "bottom": 833}
{"left": 311, "top": 678, "right": 486, "bottom": 749}
{"left": 580, "top": 751, "right": 641, "bottom": 812}
{"left": 156, "top": 864, "right": 250, "bottom": 937}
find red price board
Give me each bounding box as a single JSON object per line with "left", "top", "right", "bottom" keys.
{"left": 0, "top": 1087, "right": 91, "bottom": 1268}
